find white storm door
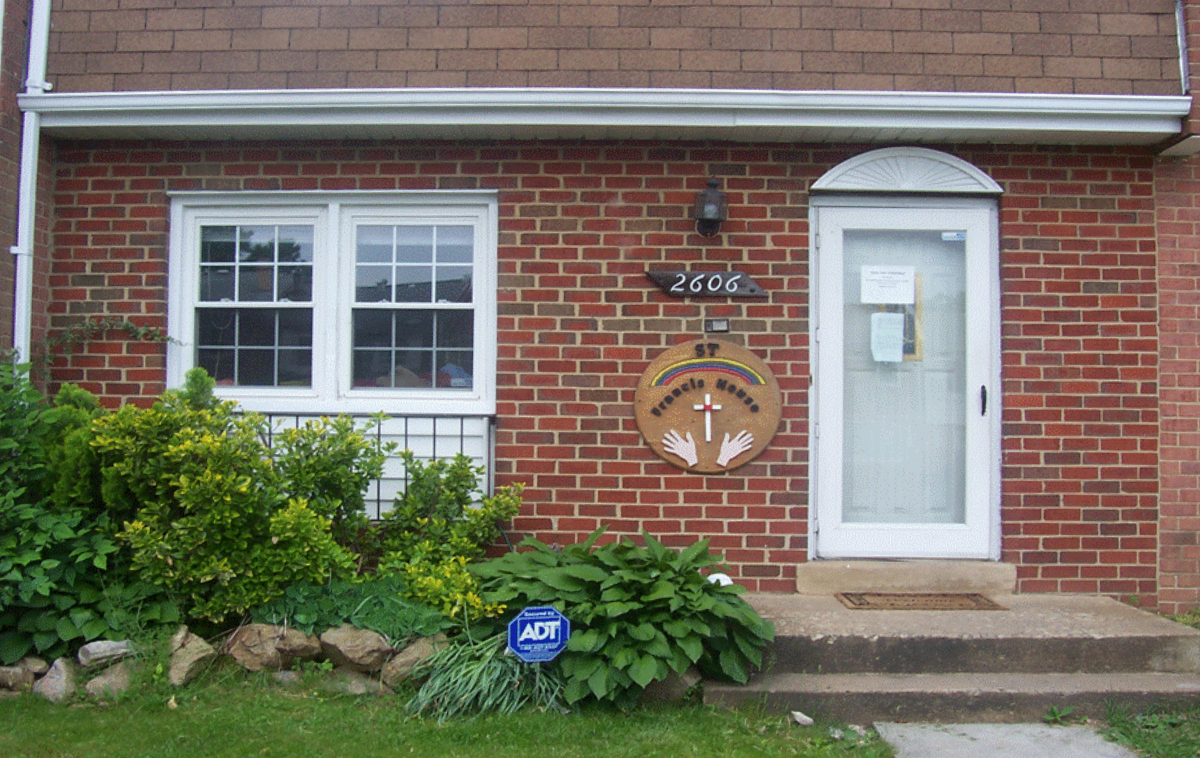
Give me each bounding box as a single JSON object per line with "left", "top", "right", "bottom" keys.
{"left": 813, "top": 203, "right": 998, "bottom": 559}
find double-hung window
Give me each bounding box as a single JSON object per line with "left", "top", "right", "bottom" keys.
{"left": 168, "top": 192, "right": 497, "bottom": 415}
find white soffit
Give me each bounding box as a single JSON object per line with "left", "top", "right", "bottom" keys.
{"left": 19, "top": 88, "right": 1190, "bottom": 146}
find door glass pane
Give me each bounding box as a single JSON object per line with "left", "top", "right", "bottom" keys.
{"left": 842, "top": 229, "right": 966, "bottom": 524}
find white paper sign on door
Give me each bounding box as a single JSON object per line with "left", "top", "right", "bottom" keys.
{"left": 870, "top": 312, "right": 906, "bottom": 363}
{"left": 861, "top": 265, "right": 915, "bottom": 304}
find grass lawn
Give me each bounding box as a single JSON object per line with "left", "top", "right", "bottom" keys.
{"left": 0, "top": 667, "right": 893, "bottom": 758}
{"left": 1104, "top": 701, "right": 1200, "bottom": 758}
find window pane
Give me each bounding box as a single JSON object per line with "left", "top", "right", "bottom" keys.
{"left": 278, "top": 309, "right": 312, "bottom": 347}
{"left": 278, "top": 226, "right": 314, "bottom": 263}
{"left": 353, "top": 310, "right": 393, "bottom": 348}
{"left": 240, "top": 266, "right": 275, "bottom": 302}
{"left": 436, "top": 267, "right": 472, "bottom": 303}
{"left": 197, "top": 348, "right": 236, "bottom": 384}
{"left": 393, "top": 266, "right": 433, "bottom": 303}
{"left": 356, "top": 266, "right": 393, "bottom": 302}
{"left": 396, "top": 226, "right": 434, "bottom": 264}
{"left": 278, "top": 266, "right": 312, "bottom": 302}
{"left": 239, "top": 225, "right": 278, "bottom": 262}
{"left": 357, "top": 226, "right": 393, "bottom": 264}
{"left": 437, "top": 310, "right": 473, "bottom": 348}
{"left": 199, "top": 266, "right": 235, "bottom": 302}
{"left": 201, "top": 226, "right": 236, "bottom": 263}
{"left": 438, "top": 350, "right": 474, "bottom": 388}
{"left": 197, "top": 308, "right": 237, "bottom": 345}
{"left": 238, "top": 349, "right": 277, "bottom": 386}
{"left": 437, "top": 226, "right": 473, "bottom": 264}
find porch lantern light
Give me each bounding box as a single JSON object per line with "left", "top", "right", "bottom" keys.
{"left": 693, "top": 177, "right": 728, "bottom": 237}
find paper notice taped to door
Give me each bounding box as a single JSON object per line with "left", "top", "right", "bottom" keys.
{"left": 871, "top": 312, "right": 906, "bottom": 363}
{"left": 861, "top": 266, "right": 915, "bottom": 304}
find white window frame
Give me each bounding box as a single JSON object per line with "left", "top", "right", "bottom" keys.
{"left": 168, "top": 191, "right": 498, "bottom": 416}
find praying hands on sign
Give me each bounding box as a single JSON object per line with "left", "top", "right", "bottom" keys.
{"left": 662, "top": 429, "right": 698, "bottom": 467}
{"left": 716, "top": 430, "right": 753, "bottom": 467}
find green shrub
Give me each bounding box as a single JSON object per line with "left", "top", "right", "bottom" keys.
{"left": 470, "top": 529, "right": 775, "bottom": 709}
{"left": 250, "top": 575, "right": 446, "bottom": 644}
{"left": 272, "top": 414, "right": 391, "bottom": 548}
{"left": 376, "top": 452, "right": 521, "bottom": 622}
{"left": 93, "top": 368, "right": 367, "bottom": 622}
{"left": 0, "top": 363, "right": 176, "bottom": 664}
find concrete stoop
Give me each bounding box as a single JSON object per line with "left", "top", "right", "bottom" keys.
{"left": 704, "top": 565, "right": 1200, "bottom": 723}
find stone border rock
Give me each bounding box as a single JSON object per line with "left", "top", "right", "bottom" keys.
{"left": 3, "top": 624, "right": 448, "bottom": 703}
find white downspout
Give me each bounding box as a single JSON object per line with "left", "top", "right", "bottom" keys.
{"left": 11, "top": 0, "right": 52, "bottom": 360}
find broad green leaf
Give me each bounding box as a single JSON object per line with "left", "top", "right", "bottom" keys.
{"left": 719, "top": 647, "right": 750, "bottom": 684}
{"left": 677, "top": 633, "right": 704, "bottom": 663}
{"left": 629, "top": 654, "right": 657, "bottom": 688}
{"left": 628, "top": 622, "right": 655, "bottom": 642}
{"left": 643, "top": 580, "right": 676, "bottom": 603}
{"left": 0, "top": 630, "right": 32, "bottom": 665}
{"left": 82, "top": 617, "right": 110, "bottom": 639}
{"left": 587, "top": 665, "right": 611, "bottom": 700}
{"left": 55, "top": 616, "right": 82, "bottom": 642}
{"left": 567, "top": 628, "right": 603, "bottom": 653}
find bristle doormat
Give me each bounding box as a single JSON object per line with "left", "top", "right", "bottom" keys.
{"left": 834, "top": 592, "right": 1007, "bottom": 611}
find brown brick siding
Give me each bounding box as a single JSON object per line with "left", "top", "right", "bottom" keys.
{"left": 45, "top": 0, "right": 1181, "bottom": 96}
{"left": 1156, "top": 154, "right": 1200, "bottom": 616}
{"left": 40, "top": 139, "right": 1162, "bottom": 599}
{"left": 0, "top": 0, "right": 27, "bottom": 353}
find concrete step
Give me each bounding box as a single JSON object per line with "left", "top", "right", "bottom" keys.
{"left": 704, "top": 671, "right": 1200, "bottom": 724}
{"left": 702, "top": 592, "right": 1200, "bottom": 723}
{"left": 794, "top": 560, "right": 1017, "bottom": 596}
{"left": 752, "top": 593, "right": 1200, "bottom": 675}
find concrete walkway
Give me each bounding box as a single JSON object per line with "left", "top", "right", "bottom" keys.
{"left": 874, "top": 722, "right": 1138, "bottom": 758}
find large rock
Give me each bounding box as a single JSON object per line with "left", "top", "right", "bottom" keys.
{"left": 78, "top": 640, "right": 135, "bottom": 669}
{"left": 0, "top": 665, "right": 34, "bottom": 692}
{"left": 319, "top": 624, "right": 393, "bottom": 673}
{"left": 19, "top": 656, "right": 49, "bottom": 677}
{"left": 85, "top": 661, "right": 135, "bottom": 699}
{"left": 381, "top": 634, "right": 448, "bottom": 688}
{"left": 169, "top": 625, "right": 217, "bottom": 687}
{"left": 321, "top": 666, "right": 393, "bottom": 697}
{"left": 32, "top": 658, "right": 78, "bottom": 703}
{"left": 226, "top": 623, "right": 320, "bottom": 672}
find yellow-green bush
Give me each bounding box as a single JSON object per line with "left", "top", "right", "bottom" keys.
{"left": 376, "top": 452, "right": 521, "bottom": 623}
{"left": 93, "top": 369, "right": 371, "bottom": 622}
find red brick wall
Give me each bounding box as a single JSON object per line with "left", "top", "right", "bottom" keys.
{"left": 997, "top": 148, "right": 1160, "bottom": 604}
{"left": 1157, "top": 155, "right": 1200, "bottom": 616}
{"left": 44, "top": 139, "right": 1161, "bottom": 597}
{"left": 0, "top": 0, "right": 28, "bottom": 353}
{"left": 44, "top": 0, "right": 1181, "bottom": 97}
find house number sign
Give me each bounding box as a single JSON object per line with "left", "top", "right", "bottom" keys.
{"left": 646, "top": 270, "right": 767, "bottom": 298}
{"left": 634, "top": 339, "right": 782, "bottom": 474}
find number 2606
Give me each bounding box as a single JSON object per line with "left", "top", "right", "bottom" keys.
{"left": 668, "top": 272, "right": 743, "bottom": 295}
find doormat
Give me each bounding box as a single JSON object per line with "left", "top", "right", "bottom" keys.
{"left": 834, "top": 592, "right": 1006, "bottom": 611}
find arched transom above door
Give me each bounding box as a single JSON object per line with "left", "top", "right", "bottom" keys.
{"left": 812, "top": 147, "right": 1003, "bottom": 195}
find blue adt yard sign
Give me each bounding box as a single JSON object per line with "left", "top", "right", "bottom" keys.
{"left": 508, "top": 606, "right": 570, "bottom": 663}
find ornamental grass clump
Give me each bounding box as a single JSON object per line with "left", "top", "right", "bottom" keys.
{"left": 470, "top": 528, "right": 775, "bottom": 710}
{"left": 406, "top": 632, "right": 565, "bottom": 722}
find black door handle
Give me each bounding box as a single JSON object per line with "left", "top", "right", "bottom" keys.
{"left": 981, "top": 386, "right": 987, "bottom": 416}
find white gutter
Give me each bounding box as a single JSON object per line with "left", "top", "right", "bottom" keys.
{"left": 11, "top": 0, "right": 52, "bottom": 361}
{"left": 20, "top": 88, "right": 1191, "bottom": 147}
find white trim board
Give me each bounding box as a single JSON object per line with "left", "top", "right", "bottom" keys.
{"left": 20, "top": 88, "right": 1190, "bottom": 147}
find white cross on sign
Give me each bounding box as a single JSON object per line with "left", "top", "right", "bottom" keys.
{"left": 693, "top": 393, "right": 723, "bottom": 442}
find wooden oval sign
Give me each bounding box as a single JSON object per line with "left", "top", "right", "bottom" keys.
{"left": 634, "top": 339, "right": 782, "bottom": 473}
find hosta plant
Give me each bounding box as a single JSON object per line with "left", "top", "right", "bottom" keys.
{"left": 470, "top": 529, "right": 774, "bottom": 709}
